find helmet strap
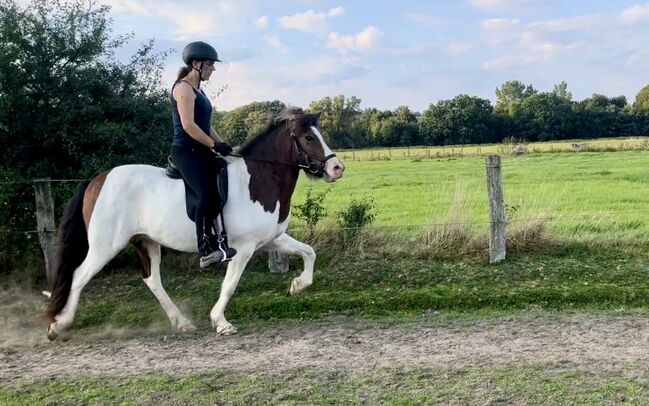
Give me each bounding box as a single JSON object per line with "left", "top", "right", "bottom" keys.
{"left": 191, "top": 61, "right": 204, "bottom": 89}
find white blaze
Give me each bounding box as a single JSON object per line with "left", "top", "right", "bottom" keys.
{"left": 310, "top": 126, "right": 344, "bottom": 181}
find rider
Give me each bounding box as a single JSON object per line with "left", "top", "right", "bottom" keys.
{"left": 170, "top": 41, "right": 237, "bottom": 268}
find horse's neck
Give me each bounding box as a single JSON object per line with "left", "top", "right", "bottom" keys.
{"left": 239, "top": 132, "right": 300, "bottom": 223}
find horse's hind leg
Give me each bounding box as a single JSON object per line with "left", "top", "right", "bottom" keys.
{"left": 47, "top": 241, "right": 124, "bottom": 340}
{"left": 265, "top": 233, "right": 316, "bottom": 296}
{"left": 132, "top": 236, "right": 195, "bottom": 332}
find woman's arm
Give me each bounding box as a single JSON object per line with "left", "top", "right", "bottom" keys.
{"left": 173, "top": 83, "right": 215, "bottom": 148}
{"left": 209, "top": 127, "right": 226, "bottom": 144}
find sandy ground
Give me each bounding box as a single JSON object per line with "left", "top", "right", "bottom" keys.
{"left": 2, "top": 310, "right": 649, "bottom": 384}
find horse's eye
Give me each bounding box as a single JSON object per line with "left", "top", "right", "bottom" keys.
{"left": 305, "top": 135, "right": 314, "bottom": 141}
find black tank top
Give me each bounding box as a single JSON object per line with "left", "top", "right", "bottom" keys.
{"left": 171, "top": 81, "right": 212, "bottom": 148}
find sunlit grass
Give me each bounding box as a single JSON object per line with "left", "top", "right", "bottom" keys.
{"left": 294, "top": 149, "right": 649, "bottom": 243}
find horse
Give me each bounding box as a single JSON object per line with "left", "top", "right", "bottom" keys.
{"left": 44, "top": 108, "right": 345, "bottom": 340}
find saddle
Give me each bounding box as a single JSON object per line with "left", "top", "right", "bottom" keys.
{"left": 165, "top": 155, "right": 228, "bottom": 222}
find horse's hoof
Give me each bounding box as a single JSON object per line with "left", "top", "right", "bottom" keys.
{"left": 289, "top": 278, "right": 309, "bottom": 296}
{"left": 216, "top": 323, "right": 238, "bottom": 336}
{"left": 47, "top": 324, "right": 59, "bottom": 341}
{"left": 178, "top": 323, "right": 196, "bottom": 332}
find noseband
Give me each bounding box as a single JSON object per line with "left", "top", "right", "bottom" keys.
{"left": 290, "top": 130, "right": 337, "bottom": 176}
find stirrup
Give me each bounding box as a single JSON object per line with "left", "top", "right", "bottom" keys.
{"left": 199, "top": 244, "right": 237, "bottom": 269}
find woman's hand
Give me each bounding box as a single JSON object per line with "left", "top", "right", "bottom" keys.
{"left": 212, "top": 142, "right": 233, "bottom": 156}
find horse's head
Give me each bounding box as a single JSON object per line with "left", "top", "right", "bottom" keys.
{"left": 284, "top": 109, "right": 345, "bottom": 182}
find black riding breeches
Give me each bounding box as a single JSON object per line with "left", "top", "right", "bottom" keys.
{"left": 170, "top": 144, "right": 225, "bottom": 246}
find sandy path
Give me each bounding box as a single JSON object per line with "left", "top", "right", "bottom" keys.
{"left": 3, "top": 311, "right": 649, "bottom": 383}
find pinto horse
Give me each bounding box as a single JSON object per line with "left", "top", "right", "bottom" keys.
{"left": 45, "top": 108, "right": 344, "bottom": 340}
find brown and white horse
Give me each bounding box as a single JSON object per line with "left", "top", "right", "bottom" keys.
{"left": 45, "top": 108, "right": 344, "bottom": 339}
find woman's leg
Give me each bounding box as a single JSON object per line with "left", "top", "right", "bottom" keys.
{"left": 171, "top": 145, "right": 220, "bottom": 253}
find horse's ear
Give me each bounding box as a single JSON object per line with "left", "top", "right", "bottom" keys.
{"left": 310, "top": 111, "right": 321, "bottom": 127}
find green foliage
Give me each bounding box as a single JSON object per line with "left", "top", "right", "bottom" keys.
{"left": 518, "top": 92, "right": 575, "bottom": 141}
{"left": 0, "top": 0, "right": 171, "bottom": 272}
{"left": 634, "top": 84, "right": 649, "bottom": 114}
{"left": 212, "top": 100, "right": 285, "bottom": 146}
{"left": 307, "top": 95, "right": 363, "bottom": 148}
{"left": 553, "top": 80, "right": 572, "bottom": 101}
{"left": 419, "top": 95, "right": 496, "bottom": 145}
{"left": 495, "top": 80, "right": 537, "bottom": 115}
{"left": 292, "top": 185, "right": 331, "bottom": 238}
{"left": 336, "top": 195, "right": 376, "bottom": 242}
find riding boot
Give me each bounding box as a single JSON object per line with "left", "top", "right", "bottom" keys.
{"left": 199, "top": 217, "right": 237, "bottom": 269}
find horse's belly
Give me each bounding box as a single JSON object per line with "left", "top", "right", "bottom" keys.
{"left": 223, "top": 199, "right": 288, "bottom": 247}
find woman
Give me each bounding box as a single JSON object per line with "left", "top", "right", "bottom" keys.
{"left": 170, "top": 41, "right": 237, "bottom": 268}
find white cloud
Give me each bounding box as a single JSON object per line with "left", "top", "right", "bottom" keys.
{"left": 481, "top": 18, "right": 521, "bottom": 30}
{"left": 482, "top": 55, "right": 519, "bottom": 71}
{"left": 279, "top": 6, "right": 345, "bottom": 36}
{"left": 627, "top": 50, "right": 649, "bottom": 67}
{"left": 405, "top": 13, "right": 440, "bottom": 27}
{"left": 100, "top": 0, "right": 257, "bottom": 38}
{"left": 620, "top": 4, "right": 649, "bottom": 24}
{"left": 470, "top": 0, "right": 547, "bottom": 13}
{"left": 202, "top": 56, "right": 369, "bottom": 110}
{"left": 528, "top": 14, "right": 604, "bottom": 32}
{"left": 384, "top": 44, "right": 435, "bottom": 55}
{"left": 446, "top": 42, "right": 474, "bottom": 55}
{"left": 327, "top": 26, "right": 383, "bottom": 54}
{"left": 255, "top": 15, "right": 269, "bottom": 30}
{"left": 264, "top": 35, "right": 288, "bottom": 54}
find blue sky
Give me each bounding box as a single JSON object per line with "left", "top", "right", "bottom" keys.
{"left": 95, "top": 0, "right": 649, "bottom": 111}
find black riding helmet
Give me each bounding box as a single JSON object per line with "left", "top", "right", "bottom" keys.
{"left": 182, "top": 41, "right": 221, "bottom": 65}
{"left": 181, "top": 41, "right": 221, "bottom": 88}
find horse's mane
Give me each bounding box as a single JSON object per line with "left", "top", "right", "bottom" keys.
{"left": 239, "top": 108, "right": 319, "bottom": 156}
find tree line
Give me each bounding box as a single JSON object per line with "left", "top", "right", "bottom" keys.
{"left": 215, "top": 82, "right": 649, "bottom": 150}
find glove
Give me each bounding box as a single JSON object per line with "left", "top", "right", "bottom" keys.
{"left": 211, "top": 142, "right": 233, "bottom": 157}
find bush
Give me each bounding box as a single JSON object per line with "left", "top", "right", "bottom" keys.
{"left": 293, "top": 186, "right": 331, "bottom": 239}
{"left": 337, "top": 196, "right": 376, "bottom": 244}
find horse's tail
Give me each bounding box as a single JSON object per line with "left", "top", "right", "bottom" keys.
{"left": 44, "top": 180, "right": 90, "bottom": 323}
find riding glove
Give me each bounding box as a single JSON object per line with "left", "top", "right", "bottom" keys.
{"left": 212, "top": 142, "right": 233, "bottom": 156}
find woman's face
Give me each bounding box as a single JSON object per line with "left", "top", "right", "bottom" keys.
{"left": 194, "top": 60, "right": 216, "bottom": 80}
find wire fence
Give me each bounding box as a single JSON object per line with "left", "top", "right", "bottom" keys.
{"left": 5, "top": 210, "right": 649, "bottom": 236}
{"left": 3, "top": 150, "right": 649, "bottom": 236}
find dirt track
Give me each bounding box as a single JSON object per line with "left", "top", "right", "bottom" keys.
{"left": 3, "top": 311, "right": 649, "bottom": 383}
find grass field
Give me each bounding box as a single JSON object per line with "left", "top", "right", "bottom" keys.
{"left": 292, "top": 149, "right": 649, "bottom": 243}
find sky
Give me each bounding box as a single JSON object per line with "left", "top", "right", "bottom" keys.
{"left": 80, "top": 0, "right": 649, "bottom": 111}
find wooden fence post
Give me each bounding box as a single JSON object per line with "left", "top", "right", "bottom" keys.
{"left": 485, "top": 156, "right": 506, "bottom": 263}
{"left": 268, "top": 251, "right": 289, "bottom": 273}
{"left": 34, "top": 178, "right": 58, "bottom": 288}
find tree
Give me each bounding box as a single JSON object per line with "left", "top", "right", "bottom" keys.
{"left": 572, "top": 94, "right": 629, "bottom": 138}
{"left": 213, "top": 100, "right": 285, "bottom": 146}
{"left": 307, "top": 95, "right": 363, "bottom": 148}
{"left": 553, "top": 81, "right": 572, "bottom": 101}
{"left": 419, "top": 95, "right": 495, "bottom": 145}
{"left": 634, "top": 84, "right": 649, "bottom": 114}
{"left": 0, "top": 0, "right": 171, "bottom": 271}
{"left": 518, "top": 93, "right": 574, "bottom": 141}
{"left": 495, "top": 80, "right": 537, "bottom": 115}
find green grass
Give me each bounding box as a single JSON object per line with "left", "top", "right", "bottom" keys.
{"left": 293, "top": 150, "right": 649, "bottom": 242}
{"left": 42, "top": 245, "right": 647, "bottom": 331}
{"left": 3, "top": 364, "right": 648, "bottom": 405}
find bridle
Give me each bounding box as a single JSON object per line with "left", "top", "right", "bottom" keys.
{"left": 290, "top": 129, "right": 337, "bottom": 175}
{"left": 230, "top": 122, "right": 337, "bottom": 176}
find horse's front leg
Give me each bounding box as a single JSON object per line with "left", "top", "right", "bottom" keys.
{"left": 210, "top": 246, "right": 254, "bottom": 335}
{"left": 265, "top": 233, "right": 316, "bottom": 296}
